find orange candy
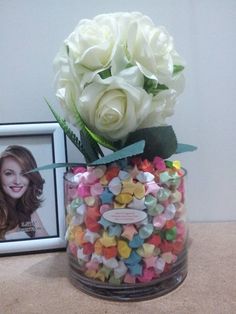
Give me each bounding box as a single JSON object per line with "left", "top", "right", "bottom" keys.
{"left": 102, "top": 246, "right": 118, "bottom": 259}
{"left": 105, "top": 166, "right": 120, "bottom": 181}
{"left": 84, "top": 216, "right": 101, "bottom": 232}
{"left": 86, "top": 206, "right": 101, "bottom": 219}
{"left": 165, "top": 220, "right": 176, "bottom": 229}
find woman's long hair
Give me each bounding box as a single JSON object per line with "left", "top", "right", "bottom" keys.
{"left": 0, "top": 145, "right": 45, "bottom": 239}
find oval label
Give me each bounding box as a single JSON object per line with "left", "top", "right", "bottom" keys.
{"left": 103, "top": 208, "right": 147, "bottom": 224}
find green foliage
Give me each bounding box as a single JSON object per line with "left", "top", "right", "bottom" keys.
{"left": 144, "top": 77, "right": 168, "bottom": 96}
{"left": 125, "top": 126, "right": 177, "bottom": 160}
{"left": 98, "top": 68, "right": 112, "bottom": 79}
{"left": 173, "top": 65, "right": 184, "bottom": 75}
{"left": 91, "top": 140, "right": 145, "bottom": 165}
{"left": 46, "top": 99, "right": 91, "bottom": 162}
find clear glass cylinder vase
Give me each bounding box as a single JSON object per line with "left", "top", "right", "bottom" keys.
{"left": 64, "top": 159, "right": 188, "bottom": 301}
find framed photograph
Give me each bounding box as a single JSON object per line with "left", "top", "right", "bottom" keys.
{"left": 0, "top": 122, "right": 67, "bottom": 255}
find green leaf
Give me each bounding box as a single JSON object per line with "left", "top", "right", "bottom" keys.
{"left": 26, "top": 162, "right": 81, "bottom": 173}
{"left": 90, "top": 140, "right": 145, "bottom": 165}
{"left": 45, "top": 99, "right": 90, "bottom": 161}
{"left": 176, "top": 143, "right": 197, "bottom": 154}
{"left": 98, "top": 68, "right": 112, "bottom": 79}
{"left": 173, "top": 65, "right": 184, "bottom": 75}
{"left": 125, "top": 126, "right": 177, "bottom": 160}
{"left": 80, "top": 129, "right": 103, "bottom": 163}
{"left": 144, "top": 77, "right": 168, "bottom": 96}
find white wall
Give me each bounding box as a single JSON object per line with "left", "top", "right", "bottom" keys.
{"left": 1, "top": 0, "right": 236, "bottom": 222}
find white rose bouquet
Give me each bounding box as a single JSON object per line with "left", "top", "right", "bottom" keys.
{"left": 50, "top": 12, "right": 194, "bottom": 164}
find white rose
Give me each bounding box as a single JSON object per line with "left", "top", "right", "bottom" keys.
{"left": 126, "top": 13, "right": 184, "bottom": 84}
{"left": 64, "top": 14, "right": 120, "bottom": 72}
{"left": 53, "top": 46, "right": 81, "bottom": 123}
{"left": 139, "top": 89, "right": 178, "bottom": 128}
{"left": 77, "top": 75, "right": 152, "bottom": 141}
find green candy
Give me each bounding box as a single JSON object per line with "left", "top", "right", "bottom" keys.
{"left": 109, "top": 275, "right": 121, "bottom": 285}
{"left": 148, "top": 204, "right": 165, "bottom": 216}
{"left": 165, "top": 227, "right": 177, "bottom": 241}
{"left": 145, "top": 194, "right": 157, "bottom": 210}
{"left": 157, "top": 188, "right": 171, "bottom": 201}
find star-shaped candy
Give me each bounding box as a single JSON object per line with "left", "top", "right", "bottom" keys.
{"left": 86, "top": 206, "right": 100, "bottom": 219}
{"left": 153, "top": 156, "right": 166, "bottom": 171}
{"left": 94, "top": 239, "right": 103, "bottom": 255}
{"left": 144, "top": 256, "right": 158, "bottom": 268}
{"left": 124, "top": 272, "right": 136, "bottom": 284}
{"left": 136, "top": 243, "right": 155, "bottom": 258}
{"left": 145, "top": 181, "right": 160, "bottom": 196}
{"left": 99, "top": 265, "right": 112, "bottom": 279}
{"left": 82, "top": 242, "right": 94, "bottom": 255}
{"left": 115, "top": 193, "right": 133, "bottom": 205}
{"left": 128, "top": 197, "right": 146, "bottom": 210}
{"left": 77, "top": 247, "right": 90, "bottom": 262}
{"left": 85, "top": 260, "right": 100, "bottom": 271}
{"left": 114, "top": 261, "right": 128, "bottom": 279}
{"left": 128, "top": 164, "right": 140, "bottom": 179}
{"left": 99, "top": 188, "right": 114, "bottom": 204}
{"left": 105, "top": 166, "right": 120, "bottom": 181}
{"left": 109, "top": 276, "right": 121, "bottom": 285}
{"left": 121, "top": 224, "right": 138, "bottom": 241}
{"left": 121, "top": 178, "right": 136, "bottom": 194}
{"left": 117, "top": 240, "right": 132, "bottom": 258}
{"left": 108, "top": 177, "right": 122, "bottom": 195}
{"left": 73, "top": 226, "right": 85, "bottom": 245}
{"left": 84, "top": 196, "right": 96, "bottom": 206}
{"left": 137, "top": 268, "right": 155, "bottom": 283}
{"left": 95, "top": 270, "right": 106, "bottom": 282}
{"left": 83, "top": 229, "right": 100, "bottom": 244}
{"left": 123, "top": 251, "right": 141, "bottom": 265}
{"left": 99, "top": 231, "right": 117, "bottom": 247}
{"left": 102, "top": 246, "right": 118, "bottom": 259}
{"left": 98, "top": 216, "right": 113, "bottom": 230}
{"left": 91, "top": 253, "right": 103, "bottom": 263}
{"left": 85, "top": 269, "right": 97, "bottom": 278}
{"left": 136, "top": 171, "right": 154, "bottom": 183}
{"left": 102, "top": 256, "right": 119, "bottom": 269}
{"left": 128, "top": 263, "right": 143, "bottom": 276}
{"left": 118, "top": 170, "right": 130, "bottom": 181}
{"left": 108, "top": 224, "right": 122, "bottom": 237}
{"left": 138, "top": 223, "right": 154, "bottom": 239}
{"left": 128, "top": 234, "right": 144, "bottom": 248}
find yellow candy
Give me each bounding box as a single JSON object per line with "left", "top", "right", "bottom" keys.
{"left": 133, "top": 182, "right": 145, "bottom": 199}
{"left": 115, "top": 193, "right": 133, "bottom": 205}
{"left": 85, "top": 270, "right": 97, "bottom": 278}
{"left": 113, "top": 202, "right": 126, "bottom": 208}
{"left": 136, "top": 243, "right": 155, "bottom": 258}
{"left": 99, "top": 231, "right": 117, "bottom": 247}
{"left": 121, "top": 178, "right": 136, "bottom": 194}
{"left": 95, "top": 270, "right": 106, "bottom": 282}
{"left": 173, "top": 160, "right": 181, "bottom": 170}
{"left": 84, "top": 196, "right": 96, "bottom": 206}
{"left": 117, "top": 240, "right": 132, "bottom": 258}
{"left": 73, "top": 226, "right": 85, "bottom": 245}
{"left": 94, "top": 239, "right": 103, "bottom": 254}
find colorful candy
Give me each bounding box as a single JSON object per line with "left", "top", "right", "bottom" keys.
{"left": 65, "top": 157, "right": 187, "bottom": 284}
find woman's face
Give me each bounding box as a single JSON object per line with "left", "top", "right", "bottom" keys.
{"left": 0, "top": 157, "right": 30, "bottom": 199}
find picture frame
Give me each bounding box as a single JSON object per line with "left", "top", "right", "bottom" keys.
{"left": 0, "top": 122, "right": 67, "bottom": 255}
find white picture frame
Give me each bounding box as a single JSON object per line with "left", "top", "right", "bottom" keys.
{"left": 0, "top": 122, "right": 67, "bottom": 255}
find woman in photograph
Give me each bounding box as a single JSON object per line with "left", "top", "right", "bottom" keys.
{"left": 0, "top": 145, "right": 48, "bottom": 240}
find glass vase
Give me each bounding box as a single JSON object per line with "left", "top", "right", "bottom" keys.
{"left": 64, "top": 159, "right": 188, "bottom": 301}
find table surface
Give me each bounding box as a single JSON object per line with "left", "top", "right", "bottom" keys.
{"left": 0, "top": 222, "right": 236, "bottom": 314}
